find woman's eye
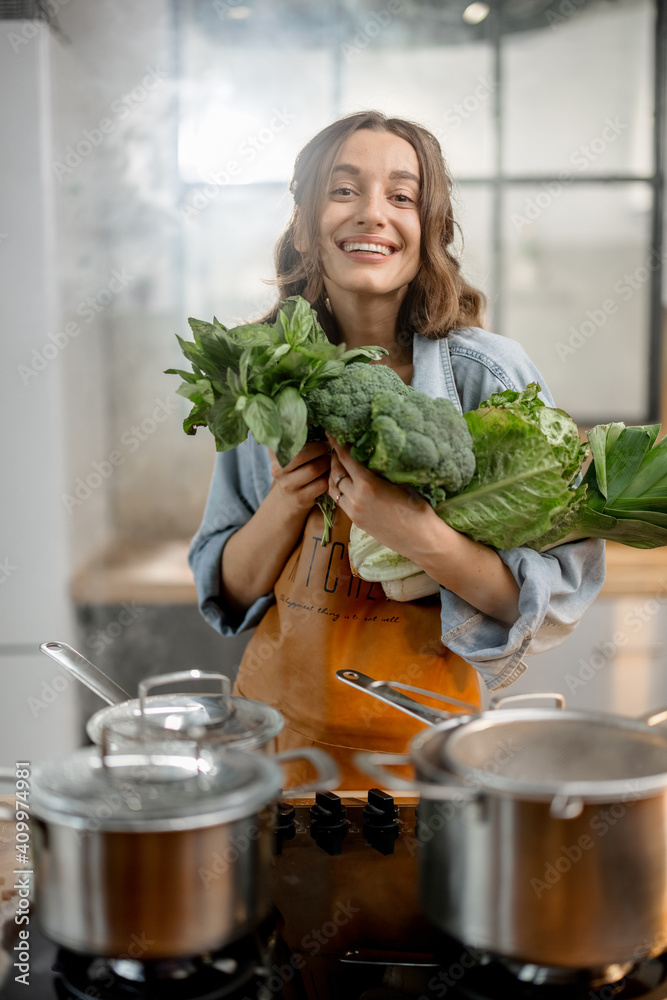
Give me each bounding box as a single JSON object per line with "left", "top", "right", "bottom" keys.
{"left": 393, "top": 193, "right": 414, "bottom": 204}
{"left": 332, "top": 186, "right": 354, "bottom": 197}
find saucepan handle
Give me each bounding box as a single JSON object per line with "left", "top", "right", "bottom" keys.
{"left": 138, "top": 670, "right": 233, "bottom": 722}
{"left": 639, "top": 706, "right": 667, "bottom": 728}
{"left": 275, "top": 748, "right": 341, "bottom": 799}
{"left": 39, "top": 640, "right": 130, "bottom": 706}
{"left": 353, "top": 752, "right": 476, "bottom": 802}
{"left": 336, "top": 669, "right": 478, "bottom": 727}
{"left": 490, "top": 692, "right": 566, "bottom": 711}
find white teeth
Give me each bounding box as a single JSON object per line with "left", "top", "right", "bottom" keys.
{"left": 341, "top": 242, "right": 394, "bottom": 256}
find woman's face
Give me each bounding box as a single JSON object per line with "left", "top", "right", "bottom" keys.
{"left": 315, "top": 129, "right": 422, "bottom": 304}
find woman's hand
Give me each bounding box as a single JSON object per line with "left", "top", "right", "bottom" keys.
{"left": 269, "top": 441, "right": 331, "bottom": 516}
{"left": 326, "top": 434, "right": 435, "bottom": 559}
{"left": 220, "top": 441, "right": 331, "bottom": 616}
{"left": 327, "top": 434, "right": 520, "bottom": 625}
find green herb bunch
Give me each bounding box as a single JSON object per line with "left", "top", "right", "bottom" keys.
{"left": 166, "top": 296, "right": 385, "bottom": 465}
{"left": 165, "top": 296, "right": 385, "bottom": 540}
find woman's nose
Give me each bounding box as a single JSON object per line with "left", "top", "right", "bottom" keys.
{"left": 355, "top": 188, "right": 386, "bottom": 226}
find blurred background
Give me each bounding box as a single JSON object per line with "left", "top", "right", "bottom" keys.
{"left": 0, "top": 0, "right": 665, "bottom": 766}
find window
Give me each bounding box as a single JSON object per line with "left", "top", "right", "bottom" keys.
{"left": 178, "top": 0, "right": 664, "bottom": 424}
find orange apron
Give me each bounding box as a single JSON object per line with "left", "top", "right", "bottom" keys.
{"left": 233, "top": 506, "right": 481, "bottom": 789}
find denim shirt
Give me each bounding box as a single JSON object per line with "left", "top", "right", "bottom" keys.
{"left": 189, "top": 326, "right": 606, "bottom": 692}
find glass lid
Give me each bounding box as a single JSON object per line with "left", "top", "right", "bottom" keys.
{"left": 86, "top": 673, "right": 284, "bottom": 749}
{"left": 31, "top": 740, "right": 281, "bottom": 831}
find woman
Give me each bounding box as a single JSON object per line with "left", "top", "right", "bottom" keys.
{"left": 189, "top": 110, "right": 606, "bottom": 789}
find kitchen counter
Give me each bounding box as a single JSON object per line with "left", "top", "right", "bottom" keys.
{"left": 71, "top": 538, "right": 663, "bottom": 605}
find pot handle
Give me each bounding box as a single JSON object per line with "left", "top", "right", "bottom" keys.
{"left": 639, "top": 707, "right": 667, "bottom": 728}
{"left": 490, "top": 692, "right": 566, "bottom": 711}
{"left": 549, "top": 793, "right": 585, "bottom": 820}
{"left": 40, "top": 640, "right": 131, "bottom": 706}
{"left": 138, "top": 670, "right": 234, "bottom": 724}
{"left": 274, "top": 747, "right": 341, "bottom": 799}
{"left": 336, "top": 670, "right": 478, "bottom": 727}
{"left": 353, "top": 752, "right": 476, "bottom": 802}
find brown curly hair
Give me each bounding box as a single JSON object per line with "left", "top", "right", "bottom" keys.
{"left": 262, "top": 109, "right": 485, "bottom": 342}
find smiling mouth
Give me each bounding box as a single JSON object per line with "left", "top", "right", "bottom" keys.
{"left": 338, "top": 241, "right": 398, "bottom": 256}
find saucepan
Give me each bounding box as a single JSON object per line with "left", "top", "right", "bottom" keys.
{"left": 40, "top": 641, "right": 284, "bottom": 753}
{"left": 338, "top": 668, "right": 667, "bottom": 976}
{"left": 1, "top": 736, "right": 339, "bottom": 958}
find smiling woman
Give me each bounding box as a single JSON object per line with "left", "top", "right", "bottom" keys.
{"left": 309, "top": 131, "right": 423, "bottom": 354}
{"left": 188, "top": 110, "right": 606, "bottom": 788}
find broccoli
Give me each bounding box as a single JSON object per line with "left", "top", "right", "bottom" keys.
{"left": 360, "top": 391, "right": 475, "bottom": 496}
{"left": 306, "top": 362, "right": 412, "bottom": 444}
{"left": 305, "top": 362, "right": 475, "bottom": 500}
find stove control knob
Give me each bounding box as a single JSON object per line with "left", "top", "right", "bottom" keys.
{"left": 310, "top": 791, "right": 349, "bottom": 855}
{"left": 275, "top": 800, "right": 296, "bottom": 855}
{"left": 363, "top": 788, "right": 400, "bottom": 855}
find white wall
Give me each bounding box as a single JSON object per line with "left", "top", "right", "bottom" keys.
{"left": 0, "top": 22, "right": 79, "bottom": 766}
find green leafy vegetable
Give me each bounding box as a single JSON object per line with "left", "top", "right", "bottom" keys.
{"left": 528, "top": 421, "right": 667, "bottom": 551}
{"left": 170, "top": 295, "right": 667, "bottom": 578}
{"left": 306, "top": 362, "right": 475, "bottom": 501}
{"left": 435, "top": 384, "right": 587, "bottom": 550}
{"left": 166, "top": 296, "right": 386, "bottom": 462}
{"left": 166, "top": 295, "right": 386, "bottom": 543}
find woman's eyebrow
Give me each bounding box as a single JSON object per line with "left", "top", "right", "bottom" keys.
{"left": 389, "top": 169, "right": 420, "bottom": 184}
{"left": 331, "top": 163, "right": 360, "bottom": 175}
{"left": 331, "top": 164, "right": 420, "bottom": 184}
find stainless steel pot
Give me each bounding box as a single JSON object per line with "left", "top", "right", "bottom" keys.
{"left": 40, "top": 641, "right": 284, "bottom": 753}
{"left": 12, "top": 737, "right": 338, "bottom": 959}
{"left": 340, "top": 669, "right": 667, "bottom": 976}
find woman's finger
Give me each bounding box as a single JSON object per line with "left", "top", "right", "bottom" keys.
{"left": 274, "top": 440, "right": 330, "bottom": 475}
{"left": 273, "top": 454, "right": 330, "bottom": 488}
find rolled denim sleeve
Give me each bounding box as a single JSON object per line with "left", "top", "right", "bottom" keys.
{"left": 438, "top": 329, "right": 607, "bottom": 690}
{"left": 440, "top": 537, "right": 606, "bottom": 692}
{"left": 188, "top": 438, "right": 274, "bottom": 636}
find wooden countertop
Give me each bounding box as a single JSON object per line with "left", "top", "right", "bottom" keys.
{"left": 70, "top": 539, "right": 667, "bottom": 604}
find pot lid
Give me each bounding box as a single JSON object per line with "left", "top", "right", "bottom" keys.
{"left": 31, "top": 743, "right": 282, "bottom": 832}
{"left": 416, "top": 709, "right": 667, "bottom": 801}
{"left": 87, "top": 695, "right": 284, "bottom": 750}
